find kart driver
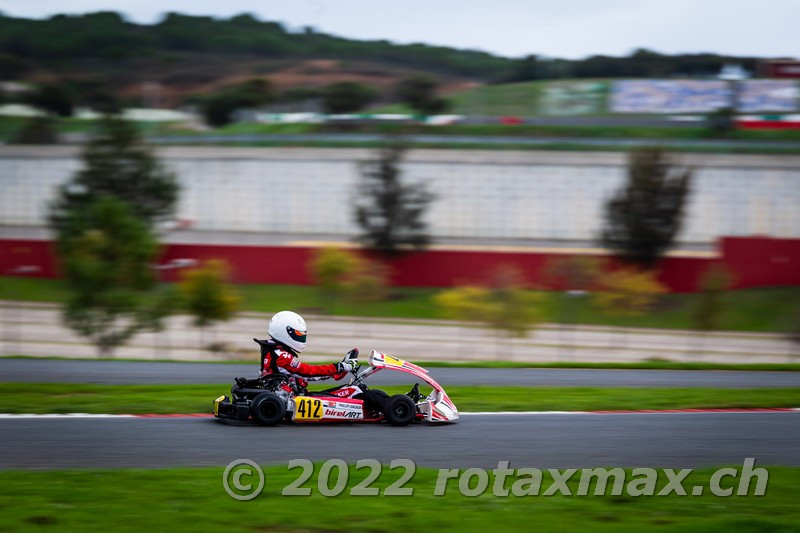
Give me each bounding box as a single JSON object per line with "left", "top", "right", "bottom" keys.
{"left": 256, "top": 310, "right": 389, "bottom": 413}
{"left": 259, "top": 310, "right": 357, "bottom": 385}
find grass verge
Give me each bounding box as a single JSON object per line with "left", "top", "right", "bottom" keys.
{"left": 0, "top": 465, "right": 798, "bottom": 532}
{"left": 3, "top": 278, "right": 800, "bottom": 333}
{"left": 1, "top": 383, "right": 799, "bottom": 414}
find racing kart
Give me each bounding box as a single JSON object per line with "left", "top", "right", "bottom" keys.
{"left": 213, "top": 349, "right": 458, "bottom": 426}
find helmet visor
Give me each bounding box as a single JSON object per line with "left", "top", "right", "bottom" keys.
{"left": 286, "top": 326, "right": 307, "bottom": 343}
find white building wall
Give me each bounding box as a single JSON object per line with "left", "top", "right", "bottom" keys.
{"left": 1, "top": 147, "right": 799, "bottom": 243}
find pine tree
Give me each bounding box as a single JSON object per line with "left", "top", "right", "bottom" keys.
{"left": 58, "top": 197, "right": 173, "bottom": 356}
{"left": 49, "top": 116, "right": 179, "bottom": 232}
{"left": 601, "top": 147, "right": 692, "bottom": 268}
{"left": 354, "top": 141, "right": 435, "bottom": 254}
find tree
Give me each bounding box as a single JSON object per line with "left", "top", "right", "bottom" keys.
{"left": 0, "top": 52, "right": 30, "bottom": 80}
{"left": 25, "top": 83, "right": 74, "bottom": 117}
{"left": 201, "top": 92, "right": 240, "bottom": 127}
{"left": 177, "top": 259, "right": 240, "bottom": 349}
{"left": 85, "top": 87, "right": 122, "bottom": 115}
{"left": 506, "top": 55, "right": 540, "bottom": 82}
{"left": 200, "top": 78, "right": 274, "bottom": 127}
{"left": 354, "top": 141, "right": 435, "bottom": 254}
{"left": 57, "top": 197, "right": 171, "bottom": 356}
{"left": 601, "top": 147, "right": 692, "bottom": 269}
{"left": 322, "top": 81, "right": 377, "bottom": 114}
{"left": 396, "top": 75, "right": 450, "bottom": 116}
{"left": 707, "top": 106, "right": 736, "bottom": 135}
{"left": 49, "top": 116, "right": 179, "bottom": 232}
{"left": 235, "top": 78, "right": 274, "bottom": 108}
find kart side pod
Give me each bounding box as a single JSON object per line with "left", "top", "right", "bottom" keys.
{"left": 368, "top": 350, "right": 459, "bottom": 422}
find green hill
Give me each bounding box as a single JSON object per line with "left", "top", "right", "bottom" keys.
{"left": 0, "top": 11, "right": 773, "bottom": 109}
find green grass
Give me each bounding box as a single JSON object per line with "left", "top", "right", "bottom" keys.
{"left": 159, "top": 120, "right": 800, "bottom": 142}
{"left": 2, "top": 383, "right": 799, "bottom": 414}
{"left": 3, "top": 114, "right": 799, "bottom": 153}
{"left": 0, "top": 464, "right": 798, "bottom": 532}
{"left": 5, "top": 277, "right": 800, "bottom": 333}
{"left": 0, "top": 116, "right": 175, "bottom": 142}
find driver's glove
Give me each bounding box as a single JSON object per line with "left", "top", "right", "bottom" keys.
{"left": 336, "top": 360, "right": 356, "bottom": 374}
{"left": 336, "top": 360, "right": 355, "bottom": 373}
{"left": 336, "top": 348, "right": 358, "bottom": 374}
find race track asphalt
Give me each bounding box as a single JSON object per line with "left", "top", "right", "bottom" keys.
{"left": 3, "top": 358, "right": 800, "bottom": 388}
{"left": 1, "top": 412, "right": 798, "bottom": 469}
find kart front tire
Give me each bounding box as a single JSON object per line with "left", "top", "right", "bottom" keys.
{"left": 385, "top": 394, "right": 416, "bottom": 426}
{"left": 250, "top": 393, "right": 286, "bottom": 426}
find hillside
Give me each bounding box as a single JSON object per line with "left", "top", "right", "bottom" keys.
{"left": 0, "top": 12, "right": 505, "bottom": 105}
{"left": 0, "top": 12, "right": 775, "bottom": 108}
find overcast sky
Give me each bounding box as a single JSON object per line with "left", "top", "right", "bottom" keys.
{"left": 2, "top": 0, "right": 797, "bottom": 60}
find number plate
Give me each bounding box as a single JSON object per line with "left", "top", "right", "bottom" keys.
{"left": 293, "top": 397, "right": 324, "bottom": 421}
{"left": 383, "top": 354, "right": 405, "bottom": 367}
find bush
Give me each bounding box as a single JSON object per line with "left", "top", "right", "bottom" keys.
{"left": 592, "top": 268, "right": 667, "bottom": 317}
{"left": 310, "top": 247, "right": 391, "bottom": 310}
{"left": 435, "top": 286, "right": 492, "bottom": 323}
{"left": 691, "top": 264, "right": 734, "bottom": 333}
{"left": 310, "top": 247, "right": 361, "bottom": 307}
{"left": 177, "top": 259, "right": 240, "bottom": 346}
{"left": 542, "top": 256, "right": 604, "bottom": 291}
{"left": 435, "top": 266, "right": 544, "bottom": 338}
{"left": 345, "top": 259, "right": 391, "bottom": 306}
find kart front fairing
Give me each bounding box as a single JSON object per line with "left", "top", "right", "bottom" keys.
{"left": 361, "top": 350, "right": 459, "bottom": 422}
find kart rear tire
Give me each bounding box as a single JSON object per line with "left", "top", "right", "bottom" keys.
{"left": 250, "top": 393, "right": 286, "bottom": 426}
{"left": 385, "top": 394, "right": 416, "bottom": 426}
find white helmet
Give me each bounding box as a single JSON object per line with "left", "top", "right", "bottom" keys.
{"left": 268, "top": 311, "right": 307, "bottom": 353}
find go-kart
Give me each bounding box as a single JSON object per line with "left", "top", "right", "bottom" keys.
{"left": 213, "top": 349, "right": 458, "bottom": 426}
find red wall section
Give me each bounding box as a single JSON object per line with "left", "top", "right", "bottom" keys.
{"left": 0, "top": 240, "right": 59, "bottom": 278}
{"left": 158, "top": 244, "right": 314, "bottom": 284}
{"left": 2, "top": 236, "right": 798, "bottom": 292}
{"left": 720, "top": 236, "right": 800, "bottom": 288}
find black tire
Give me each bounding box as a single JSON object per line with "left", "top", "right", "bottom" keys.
{"left": 385, "top": 394, "right": 416, "bottom": 426}
{"left": 250, "top": 393, "right": 286, "bottom": 426}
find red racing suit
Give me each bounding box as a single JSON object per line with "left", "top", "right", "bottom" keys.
{"left": 261, "top": 345, "right": 347, "bottom": 385}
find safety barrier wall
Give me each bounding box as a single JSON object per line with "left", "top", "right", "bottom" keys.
{"left": 2, "top": 237, "right": 798, "bottom": 293}
{"left": 2, "top": 148, "right": 800, "bottom": 245}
